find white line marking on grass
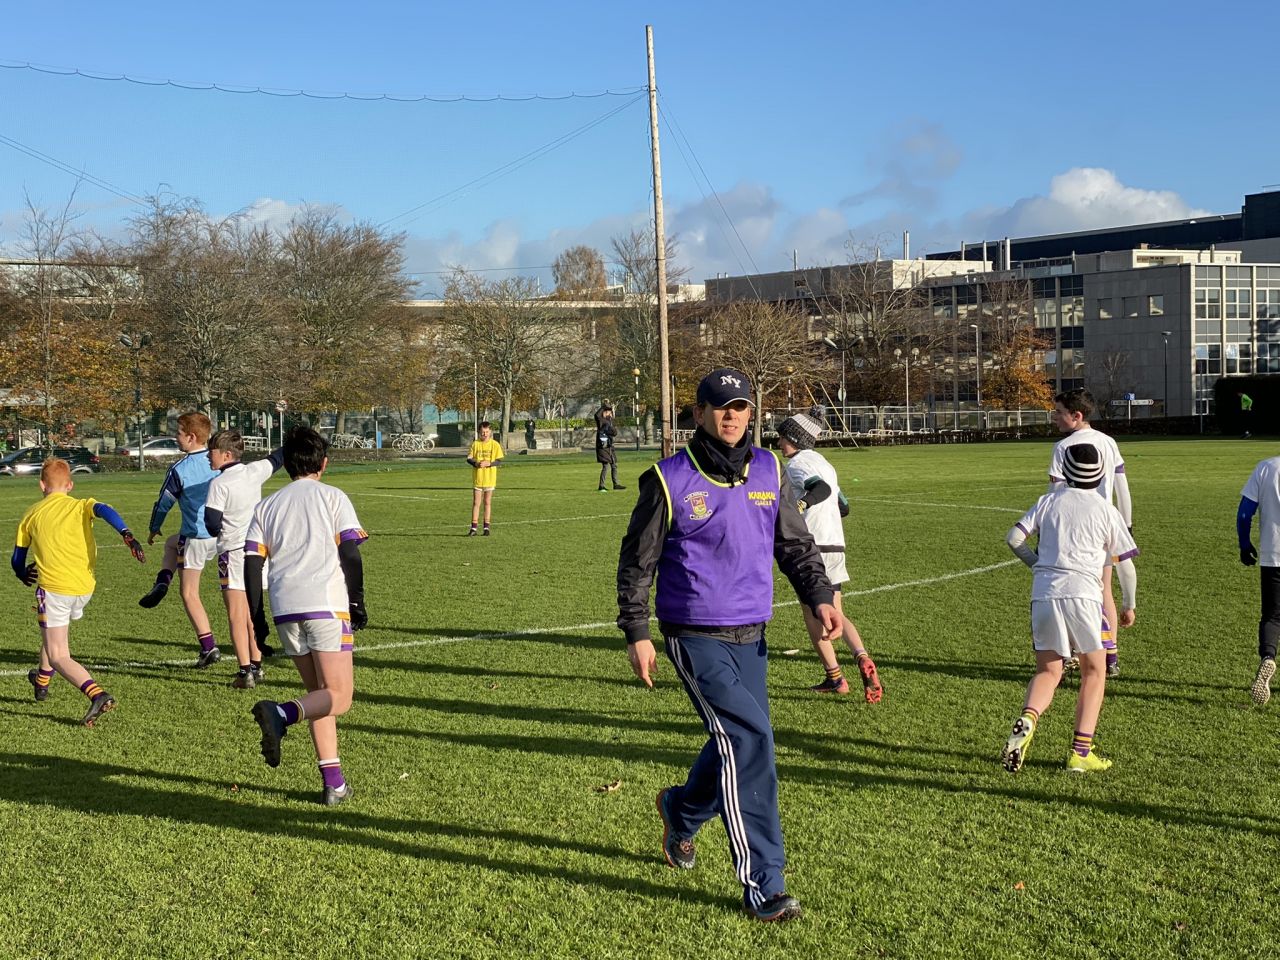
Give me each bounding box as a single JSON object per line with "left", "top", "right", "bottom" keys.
{"left": 850, "top": 497, "right": 1023, "bottom": 514}
{"left": 0, "top": 558, "right": 1021, "bottom": 677}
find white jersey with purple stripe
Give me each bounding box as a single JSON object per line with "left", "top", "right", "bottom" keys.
{"left": 1016, "top": 487, "right": 1138, "bottom": 603}
{"left": 206, "top": 458, "right": 277, "bottom": 553}
{"left": 1049, "top": 427, "right": 1125, "bottom": 504}
{"left": 244, "top": 478, "right": 367, "bottom": 624}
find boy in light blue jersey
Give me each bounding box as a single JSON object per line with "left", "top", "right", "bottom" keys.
{"left": 138, "top": 412, "right": 223, "bottom": 667}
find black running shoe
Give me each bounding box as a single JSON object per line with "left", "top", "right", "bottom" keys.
{"left": 231, "top": 669, "right": 256, "bottom": 690}
{"left": 656, "top": 787, "right": 696, "bottom": 869}
{"left": 613, "top": 483, "right": 627, "bottom": 490}
{"left": 251, "top": 700, "right": 287, "bottom": 767}
{"left": 322, "top": 783, "right": 353, "bottom": 807}
{"left": 746, "top": 893, "right": 802, "bottom": 923}
{"left": 138, "top": 581, "right": 169, "bottom": 608}
{"left": 195, "top": 647, "right": 222, "bottom": 669}
{"left": 27, "top": 669, "right": 50, "bottom": 703}
{"left": 82, "top": 693, "right": 115, "bottom": 727}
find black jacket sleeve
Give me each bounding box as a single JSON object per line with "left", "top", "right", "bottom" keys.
{"left": 774, "top": 480, "right": 835, "bottom": 611}
{"left": 616, "top": 467, "right": 668, "bottom": 645}
{"left": 244, "top": 554, "right": 266, "bottom": 627}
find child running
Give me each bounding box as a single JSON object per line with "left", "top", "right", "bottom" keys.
{"left": 1048, "top": 389, "right": 1133, "bottom": 677}
{"left": 14, "top": 457, "right": 146, "bottom": 725}
{"left": 138, "top": 412, "right": 222, "bottom": 668}
{"left": 1003, "top": 443, "right": 1138, "bottom": 774}
{"left": 204, "top": 431, "right": 285, "bottom": 689}
{"left": 775, "top": 407, "right": 882, "bottom": 702}
{"left": 247, "top": 426, "right": 367, "bottom": 806}
{"left": 467, "top": 420, "right": 504, "bottom": 536}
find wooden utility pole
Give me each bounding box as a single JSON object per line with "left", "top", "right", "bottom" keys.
{"left": 646, "top": 24, "right": 672, "bottom": 456}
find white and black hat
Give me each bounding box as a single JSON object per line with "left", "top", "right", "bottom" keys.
{"left": 777, "top": 405, "right": 826, "bottom": 450}
{"left": 1062, "top": 443, "right": 1104, "bottom": 489}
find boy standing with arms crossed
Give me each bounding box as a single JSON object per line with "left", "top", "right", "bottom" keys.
{"left": 1048, "top": 388, "right": 1133, "bottom": 677}
{"left": 1003, "top": 444, "right": 1138, "bottom": 774}
{"left": 204, "top": 430, "right": 285, "bottom": 689}
{"left": 467, "top": 420, "right": 503, "bottom": 536}
{"left": 247, "top": 427, "right": 367, "bottom": 806}
{"left": 139, "top": 412, "right": 222, "bottom": 668}
{"left": 15, "top": 458, "right": 146, "bottom": 724}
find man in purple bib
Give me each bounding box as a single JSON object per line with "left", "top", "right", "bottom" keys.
{"left": 617, "top": 367, "right": 839, "bottom": 922}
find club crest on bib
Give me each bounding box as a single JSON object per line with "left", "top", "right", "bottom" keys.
{"left": 684, "top": 490, "right": 713, "bottom": 521}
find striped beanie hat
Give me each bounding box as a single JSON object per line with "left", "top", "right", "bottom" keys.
{"left": 1062, "top": 443, "right": 1104, "bottom": 489}
{"left": 778, "top": 405, "right": 827, "bottom": 450}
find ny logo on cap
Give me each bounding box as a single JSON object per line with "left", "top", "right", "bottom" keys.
{"left": 720, "top": 374, "right": 742, "bottom": 388}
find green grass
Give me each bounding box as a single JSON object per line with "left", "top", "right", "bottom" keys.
{"left": 1, "top": 439, "right": 1277, "bottom": 959}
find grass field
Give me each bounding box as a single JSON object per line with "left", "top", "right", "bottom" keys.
{"left": 2, "top": 438, "right": 1278, "bottom": 960}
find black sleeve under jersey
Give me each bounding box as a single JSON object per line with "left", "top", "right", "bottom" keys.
{"left": 616, "top": 467, "right": 667, "bottom": 644}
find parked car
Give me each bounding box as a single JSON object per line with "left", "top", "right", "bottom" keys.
{"left": 0, "top": 446, "right": 103, "bottom": 476}
{"left": 115, "top": 437, "right": 184, "bottom": 459}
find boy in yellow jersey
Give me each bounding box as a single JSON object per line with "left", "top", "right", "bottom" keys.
{"left": 467, "top": 420, "right": 504, "bottom": 536}
{"left": 14, "top": 458, "right": 146, "bottom": 725}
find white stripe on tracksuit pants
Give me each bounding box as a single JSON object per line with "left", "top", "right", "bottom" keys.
{"left": 665, "top": 633, "right": 786, "bottom": 908}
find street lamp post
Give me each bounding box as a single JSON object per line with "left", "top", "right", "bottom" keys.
{"left": 969, "top": 322, "right": 983, "bottom": 429}
{"left": 894, "top": 347, "right": 920, "bottom": 434}
{"left": 118, "top": 332, "right": 151, "bottom": 471}
{"left": 1161, "top": 329, "right": 1172, "bottom": 417}
{"left": 632, "top": 367, "right": 641, "bottom": 450}
{"left": 822, "top": 336, "right": 848, "bottom": 431}
{"left": 785, "top": 365, "right": 794, "bottom": 415}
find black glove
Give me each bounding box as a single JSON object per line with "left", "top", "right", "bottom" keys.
{"left": 349, "top": 600, "right": 368, "bottom": 631}
{"left": 20, "top": 562, "right": 37, "bottom": 586}
{"left": 122, "top": 530, "right": 146, "bottom": 563}
{"left": 1127, "top": 525, "right": 1134, "bottom": 536}
{"left": 1242, "top": 544, "right": 1259, "bottom": 566}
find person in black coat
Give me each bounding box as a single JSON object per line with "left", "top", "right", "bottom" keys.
{"left": 595, "top": 403, "right": 624, "bottom": 492}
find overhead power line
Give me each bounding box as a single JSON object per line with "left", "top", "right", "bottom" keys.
{"left": 379, "top": 93, "right": 647, "bottom": 229}
{"left": 0, "top": 57, "right": 646, "bottom": 103}
{"left": 0, "top": 131, "right": 146, "bottom": 206}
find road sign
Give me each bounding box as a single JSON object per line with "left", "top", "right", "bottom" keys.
{"left": 275, "top": 400, "right": 288, "bottom": 412}
{"left": 1110, "top": 398, "right": 1154, "bottom": 406}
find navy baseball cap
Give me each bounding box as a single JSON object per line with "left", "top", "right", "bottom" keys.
{"left": 696, "top": 368, "right": 755, "bottom": 407}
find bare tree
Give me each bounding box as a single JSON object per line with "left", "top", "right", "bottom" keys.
{"left": 552, "top": 245, "right": 607, "bottom": 298}
{"left": 1089, "top": 350, "right": 1132, "bottom": 419}
{"left": 440, "top": 270, "right": 568, "bottom": 437}
{"left": 818, "top": 249, "right": 948, "bottom": 424}
{"left": 274, "top": 208, "right": 413, "bottom": 431}
{"left": 978, "top": 278, "right": 1054, "bottom": 413}
{"left": 0, "top": 192, "right": 133, "bottom": 447}
{"left": 699, "top": 300, "right": 823, "bottom": 446}
{"left": 127, "top": 196, "right": 277, "bottom": 413}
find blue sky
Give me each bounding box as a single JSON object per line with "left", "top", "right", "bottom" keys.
{"left": 3, "top": 1, "right": 1277, "bottom": 292}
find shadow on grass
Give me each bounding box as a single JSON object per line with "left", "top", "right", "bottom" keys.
{"left": 357, "top": 656, "right": 635, "bottom": 688}
{"left": 107, "top": 635, "right": 192, "bottom": 652}
{"left": 0, "top": 706, "right": 82, "bottom": 727}
{"left": 355, "top": 691, "right": 698, "bottom": 736}
{"left": 365, "top": 727, "right": 1279, "bottom": 838}
{"left": 0, "top": 752, "right": 728, "bottom": 909}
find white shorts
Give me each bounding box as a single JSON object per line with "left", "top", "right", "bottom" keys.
{"left": 178, "top": 536, "right": 218, "bottom": 572}
{"left": 820, "top": 550, "right": 848, "bottom": 589}
{"left": 219, "top": 548, "right": 246, "bottom": 591}
{"left": 1031, "top": 598, "right": 1105, "bottom": 658}
{"left": 277, "top": 616, "right": 354, "bottom": 656}
{"left": 474, "top": 486, "right": 495, "bottom": 493}
{"left": 36, "top": 588, "right": 92, "bottom": 629}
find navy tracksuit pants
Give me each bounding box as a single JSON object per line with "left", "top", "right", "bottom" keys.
{"left": 663, "top": 631, "right": 785, "bottom": 907}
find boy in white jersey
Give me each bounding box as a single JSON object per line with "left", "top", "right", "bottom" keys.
{"left": 204, "top": 430, "right": 285, "bottom": 689}
{"left": 1048, "top": 388, "right": 1133, "bottom": 677}
{"left": 776, "top": 407, "right": 882, "bottom": 702}
{"left": 1003, "top": 443, "right": 1138, "bottom": 774}
{"left": 1236, "top": 454, "right": 1280, "bottom": 705}
{"left": 246, "top": 426, "right": 368, "bottom": 806}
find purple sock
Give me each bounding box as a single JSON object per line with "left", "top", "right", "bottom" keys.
{"left": 197, "top": 632, "right": 216, "bottom": 653}
{"left": 279, "top": 700, "right": 303, "bottom": 726}
{"left": 157, "top": 569, "right": 174, "bottom": 588}
{"left": 319, "top": 760, "right": 345, "bottom": 790}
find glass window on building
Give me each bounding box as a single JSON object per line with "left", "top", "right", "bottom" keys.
{"left": 1227, "top": 266, "right": 1252, "bottom": 284}
{"left": 1195, "top": 285, "right": 1221, "bottom": 318}
{"left": 1059, "top": 275, "right": 1083, "bottom": 297}
{"left": 1061, "top": 327, "right": 1084, "bottom": 349}
{"left": 1148, "top": 294, "right": 1164, "bottom": 315}
{"left": 1034, "top": 297, "right": 1058, "bottom": 328}
{"left": 1122, "top": 296, "right": 1139, "bottom": 317}
{"left": 1257, "top": 289, "right": 1280, "bottom": 320}
{"left": 1097, "top": 298, "right": 1113, "bottom": 319}
{"left": 1226, "top": 287, "right": 1252, "bottom": 319}
{"left": 1195, "top": 266, "right": 1221, "bottom": 282}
